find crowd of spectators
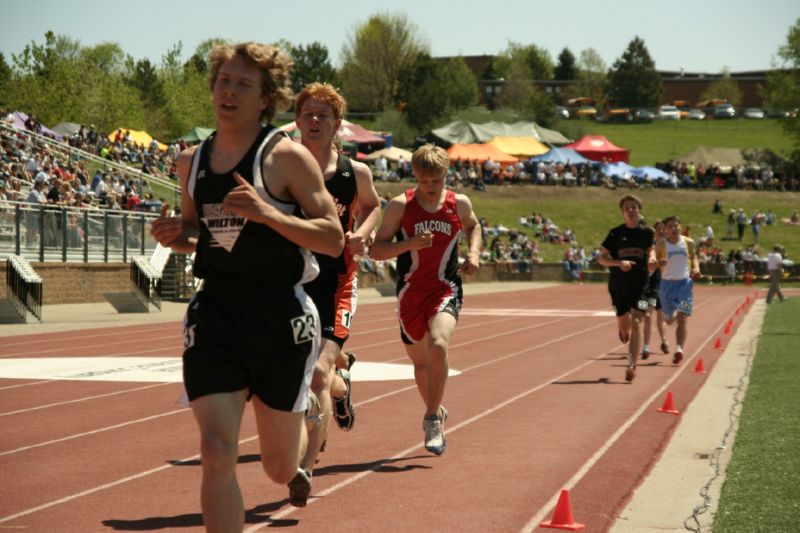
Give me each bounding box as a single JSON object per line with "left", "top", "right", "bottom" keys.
{"left": 474, "top": 213, "right": 599, "bottom": 277}
{"left": 369, "top": 153, "right": 799, "bottom": 193}
{"left": 9, "top": 110, "right": 183, "bottom": 181}
{"left": 1, "top": 114, "right": 165, "bottom": 213}
{"left": 0, "top": 114, "right": 172, "bottom": 249}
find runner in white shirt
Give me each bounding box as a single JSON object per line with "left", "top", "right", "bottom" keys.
{"left": 656, "top": 216, "right": 701, "bottom": 365}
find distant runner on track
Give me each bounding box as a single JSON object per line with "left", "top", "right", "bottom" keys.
{"left": 597, "top": 195, "right": 657, "bottom": 382}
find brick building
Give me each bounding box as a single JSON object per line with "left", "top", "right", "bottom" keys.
{"left": 449, "top": 55, "right": 769, "bottom": 108}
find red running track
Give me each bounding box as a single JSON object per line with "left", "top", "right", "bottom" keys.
{"left": 0, "top": 284, "right": 757, "bottom": 532}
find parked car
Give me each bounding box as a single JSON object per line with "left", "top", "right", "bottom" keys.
{"left": 657, "top": 105, "right": 681, "bottom": 120}
{"left": 604, "top": 108, "right": 632, "bottom": 123}
{"left": 766, "top": 109, "right": 790, "bottom": 118}
{"left": 743, "top": 108, "right": 765, "bottom": 119}
{"left": 575, "top": 106, "right": 597, "bottom": 119}
{"left": 633, "top": 108, "right": 655, "bottom": 122}
{"left": 713, "top": 103, "right": 736, "bottom": 119}
{"left": 555, "top": 106, "right": 570, "bottom": 120}
{"left": 687, "top": 109, "right": 706, "bottom": 120}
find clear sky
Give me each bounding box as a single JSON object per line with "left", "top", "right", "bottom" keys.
{"left": 2, "top": 0, "right": 798, "bottom": 74}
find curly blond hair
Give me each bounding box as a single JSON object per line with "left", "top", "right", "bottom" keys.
{"left": 209, "top": 42, "right": 293, "bottom": 123}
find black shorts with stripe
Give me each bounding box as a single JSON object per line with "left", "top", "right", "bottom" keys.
{"left": 182, "top": 285, "right": 319, "bottom": 412}
{"left": 608, "top": 275, "right": 650, "bottom": 317}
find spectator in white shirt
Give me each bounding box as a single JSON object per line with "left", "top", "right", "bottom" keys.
{"left": 766, "top": 245, "right": 786, "bottom": 304}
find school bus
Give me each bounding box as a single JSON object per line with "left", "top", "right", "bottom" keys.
{"left": 566, "top": 97, "right": 598, "bottom": 119}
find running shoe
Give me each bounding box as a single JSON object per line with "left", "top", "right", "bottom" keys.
{"left": 423, "top": 406, "right": 448, "bottom": 455}
{"left": 661, "top": 340, "right": 670, "bottom": 354}
{"left": 305, "top": 391, "right": 321, "bottom": 429}
{"left": 345, "top": 351, "right": 357, "bottom": 370}
{"left": 333, "top": 369, "right": 356, "bottom": 431}
{"left": 673, "top": 349, "right": 684, "bottom": 365}
{"left": 625, "top": 366, "right": 636, "bottom": 382}
{"left": 288, "top": 468, "right": 312, "bottom": 508}
{"left": 641, "top": 347, "right": 650, "bottom": 360}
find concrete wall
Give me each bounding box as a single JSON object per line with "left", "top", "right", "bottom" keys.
{"left": 1, "top": 262, "right": 130, "bottom": 304}
{"left": 3, "top": 261, "right": 795, "bottom": 305}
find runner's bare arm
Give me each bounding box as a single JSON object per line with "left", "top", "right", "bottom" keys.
{"left": 369, "top": 194, "right": 431, "bottom": 260}
{"left": 150, "top": 147, "right": 200, "bottom": 254}
{"left": 348, "top": 160, "right": 381, "bottom": 256}
{"left": 457, "top": 193, "right": 481, "bottom": 275}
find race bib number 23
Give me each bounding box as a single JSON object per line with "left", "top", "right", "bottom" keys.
{"left": 291, "top": 313, "right": 317, "bottom": 344}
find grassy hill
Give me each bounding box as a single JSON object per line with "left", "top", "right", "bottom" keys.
{"left": 360, "top": 107, "right": 795, "bottom": 168}
{"left": 557, "top": 119, "right": 793, "bottom": 167}
{"left": 374, "top": 183, "right": 800, "bottom": 263}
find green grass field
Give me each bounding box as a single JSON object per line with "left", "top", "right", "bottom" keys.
{"left": 374, "top": 183, "right": 800, "bottom": 263}
{"left": 713, "top": 298, "right": 800, "bottom": 532}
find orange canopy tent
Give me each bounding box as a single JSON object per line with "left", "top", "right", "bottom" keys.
{"left": 565, "top": 135, "right": 629, "bottom": 163}
{"left": 446, "top": 143, "right": 518, "bottom": 166}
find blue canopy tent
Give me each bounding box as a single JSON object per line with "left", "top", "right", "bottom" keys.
{"left": 601, "top": 161, "right": 636, "bottom": 180}
{"left": 631, "top": 166, "right": 670, "bottom": 182}
{"left": 529, "top": 147, "right": 590, "bottom": 165}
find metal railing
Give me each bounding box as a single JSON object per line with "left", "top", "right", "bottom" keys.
{"left": 131, "top": 255, "right": 162, "bottom": 310}
{"left": 0, "top": 201, "right": 160, "bottom": 263}
{"left": 6, "top": 254, "right": 42, "bottom": 321}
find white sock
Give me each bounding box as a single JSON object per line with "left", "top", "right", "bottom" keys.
{"left": 676, "top": 345, "right": 683, "bottom": 353}
{"left": 643, "top": 344, "right": 650, "bottom": 352}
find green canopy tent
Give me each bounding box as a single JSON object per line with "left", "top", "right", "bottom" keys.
{"left": 177, "top": 127, "right": 215, "bottom": 143}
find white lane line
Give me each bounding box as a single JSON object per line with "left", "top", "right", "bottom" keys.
{"left": 0, "top": 334, "right": 179, "bottom": 358}
{"left": 1, "top": 324, "right": 180, "bottom": 348}
{"left": 0, "top": 293, "right": 620, "bottom": 524}
{"left": 519, "top": 294, "right": 726, "bottom": 532}
{"left": 246, "top": 321, "right": 616, "bottom": 529}
{"left": 0, "top": 383, "right": 174, "bottom": 417}
{"left": 0, "top": 379, "right": 55, "bottom": 391}
{"left": 0, "top": 409, "right": 187, "bottom": 457}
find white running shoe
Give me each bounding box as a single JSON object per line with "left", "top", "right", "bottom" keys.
{"left": 423, "top": 406, "right": 448, "bottom": 455}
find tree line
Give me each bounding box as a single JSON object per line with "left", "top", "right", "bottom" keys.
{"left": 0, "top": 13, "right": 797, "bottom": 162}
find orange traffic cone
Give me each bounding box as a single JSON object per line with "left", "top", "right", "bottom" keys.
{"left": 540, "top": 489, "right": 586, "bottom": 531}
{"left": 724, "top": 320, "right": 733, "bottom": 335}
{"left": 693, "top": 357, "right": 707, "bottom": 374}
{"left": 658, "top": 391, "right": 680, "bottom": 414}
{"left": 713, "top": 338, "right": 723, "bottom": 351}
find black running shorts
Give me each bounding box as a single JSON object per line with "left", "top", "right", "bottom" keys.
{"left": 303, "top": 268, "right": 357, "bottom": 348}
{"left": 182, "top": 286, "right": 319, "bottom": 412}
{"left": 608, "top": 275, "right": 650, "bottom": 317}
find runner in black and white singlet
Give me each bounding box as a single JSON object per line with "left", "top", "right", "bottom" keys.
{"left": 291, "top": 83, "right": 380, "bottom": 507}
{"left": 598, "top": 195, "right": 658, "bottom": 382}
{"left": 150, "top": 42, "right": 343, "bottom": 532}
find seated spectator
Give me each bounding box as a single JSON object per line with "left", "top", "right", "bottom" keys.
{"left": 781, "top": 211, "right": 800, "bottom": 225}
